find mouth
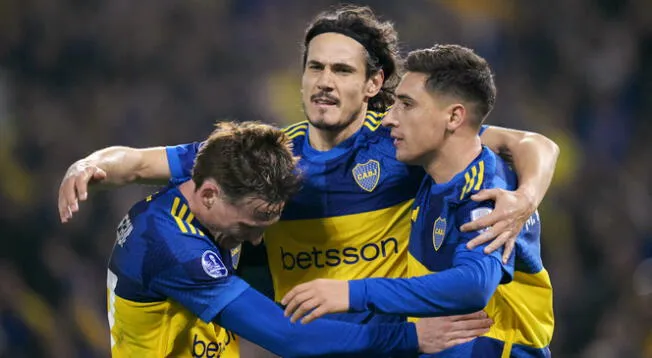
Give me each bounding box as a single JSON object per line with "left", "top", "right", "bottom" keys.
{"left": 390, "top": 133, "right": 403, "bottom": 146}
{"left": 311, "top": 95, "right": 339, "bottom": 108}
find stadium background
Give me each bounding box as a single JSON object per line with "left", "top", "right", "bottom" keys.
{"left": 0, "top": 0, "right": 650, "bottom": 356}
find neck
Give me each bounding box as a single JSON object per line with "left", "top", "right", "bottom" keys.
{"left": 423, "top": 131, "right": 482, "bottom": 184}
{"left": 308, "top": 107, "right": 368, "bottom": 151}
{"left": 179, "top": 180, "right": 199, "bottom": 214}
{"left": 178, "top": 180, "right": 209, "bottom": 231}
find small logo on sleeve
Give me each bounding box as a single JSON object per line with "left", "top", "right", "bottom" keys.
{"left": 470, "top": 207, "right": 493, "bottom": 233}
{"left": 201, "top": 251, "right": 228, "bottom": 279}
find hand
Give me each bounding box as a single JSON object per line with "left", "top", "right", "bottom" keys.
{"left": 416, "top": 311, "right": 492, "bottom": 354}
{"left": 280, "top": 279, "right": 349, "bottom": 324}
{"left": 58, "top": 161, "right": 107, "bottom": 223}
{"left": 461, "top": 188, "right": 536, "bottom": 263}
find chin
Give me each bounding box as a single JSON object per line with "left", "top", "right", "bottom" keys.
{"left": 397, "top": 154, "right": 422, "bottom": 166}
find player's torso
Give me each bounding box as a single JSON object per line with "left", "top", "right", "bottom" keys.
{"left": 266, "top": 116, "right": 424, "bottom": 303}
{"left": 407, "top": 153, "right": 554, "bottom": 357}
{"left": 107, "top": 290, "right": 239, "bottom": 358}
{"left": 107, "top": 193, "right": 241, "bottom": 358}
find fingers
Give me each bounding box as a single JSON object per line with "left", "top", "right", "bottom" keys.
{"left": 58, "top": 165, "right": 105, "bottom": 223}
{"left": 282, "top": 287, "right": 309, "bottom": 317}
{"left": 502, "top": 238, "right": 515, "bottom": 264}
{"left": 460, "top": 210, "right": 504, "bottom": 234}
{"left": 469, "top": 188, "right": 500, "bottom": 203}
{"left": 290, "top": 297, "right": 321, "bottom": 324}
{"left": 465, "top": 228, "right": 496, "bottom": 250}
{"left": 300, "top": 305, "right": 328, "bottom": 324}
{"left": 483, "top": 230, "right": 512, "bottom": 255}
{"left": 443, "top": 336, "right": 476, "bottom": 350}
{"left": 93, "top": 167, "right": 108, "bottom": 181}
{"left": 450, "top": 310, "right": 488, "bottom": 321}
{"left": 74, "top": 167, "right": 96, "bottom": 203}
{"left": 59, "top": 175, "right": 78, "bottom": 223}
{"left": 281, "top": 284, "right": 306, "bottom": 306}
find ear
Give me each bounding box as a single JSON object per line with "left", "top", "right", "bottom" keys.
{"left": 364, "top": 69, "right": 384, "bottom": 98}
{"left": 198, "top": 181, "right": 220, "bottom": 209}
{"left": 446, "top": 104, "right": 466, "bottom": 132}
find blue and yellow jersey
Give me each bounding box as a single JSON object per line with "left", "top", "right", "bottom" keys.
{"left": 166, "top": 111, "right": 424, "bottom": 324}
{"left": 408, "top": 147, "right": 554, "bottom": 357}
{"left": 107, "top": 185, "right": 247, "bottom": 358}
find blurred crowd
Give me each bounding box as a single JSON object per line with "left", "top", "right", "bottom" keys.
{"left": 0, "top": 0, "right": 650, "bottom": 357}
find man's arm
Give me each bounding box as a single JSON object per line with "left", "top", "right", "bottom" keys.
{"left": 347, "top": 252, "right": 503, "bottom": 317}
{"left": 216, "top": 286, "right": 421, "bottom": 357}
{"left": 471, "top": 126, "right": 559, "bottom": 261}
{"left": 281, "top": 252, "right": 504, "bottom": 322}
{"left": 58, "top": 146, "right": 170, "bottom": 223}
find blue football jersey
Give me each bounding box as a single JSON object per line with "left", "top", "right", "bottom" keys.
{"left": 166, "top": 111, "right": 424, "bottom": 325}
{"left": 107, "top": 184, "right": 247, "bottom": 357}
{"left": 409, "top": 147, "right": 554, "bottom": 357}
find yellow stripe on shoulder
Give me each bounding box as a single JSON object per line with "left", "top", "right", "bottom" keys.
{"left": 170, "top": 197, "right": 188, "bottom": 233}
{"left": 283, "top": 121, "right": 309, "bottom": 135}
{"left": 459, "top": 160, "right": 485, "bottom": 200}
{"left": 288, "top": 130, "right": 307, "bottom": 139}
{"left": 169, "top": 198, "right": 206, "bottom": 236}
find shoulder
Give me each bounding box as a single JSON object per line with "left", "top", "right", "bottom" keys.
{"left": 138, "top": 187, "right": 210, "bottom": 247}
{"left": 282, "top": 121, "right": 309, "bottom": 155}
{"left": 456, "top": 147, "right": 517, "bottom": 202}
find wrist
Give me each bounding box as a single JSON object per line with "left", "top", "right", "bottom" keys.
{"left": 516, "top": 185, "right": 539, "bottom": 209}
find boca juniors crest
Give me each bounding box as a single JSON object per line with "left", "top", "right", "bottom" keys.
{"left": 352, "top": 160, "right": 380, "bottom": 192}
{"left": 433, "top": 217, "right": 447, "bottom": 251}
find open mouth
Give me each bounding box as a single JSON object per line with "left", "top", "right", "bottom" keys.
{"left": 311, "top": 95, "right": 339, "bottom": 107}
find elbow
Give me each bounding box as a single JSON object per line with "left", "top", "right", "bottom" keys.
{"left": 526, "top": 132, "right": 560, "bottom": 163}
{"left": 455, "top": 285, "right": 494, "bottom": 314}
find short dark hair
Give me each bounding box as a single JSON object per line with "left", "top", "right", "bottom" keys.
{"left": 302, "top": 5, "right": 401, "bottom": 112}
{"left": 405, "top": 44, "right": 496, "bottom": 125}
{"left": 192, "top": 121, "right": 301, "bottom": 219}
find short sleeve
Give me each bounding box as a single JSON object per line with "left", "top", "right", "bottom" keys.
{"left": 165, "top": 142, "right": 203, "bottom": 180}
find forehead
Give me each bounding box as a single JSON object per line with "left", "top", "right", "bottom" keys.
{"left": 234, "top": 198, "right": 283, "bottom": 224}
{"left": 396, "top": 72, "right": 430, "bottom": 98}
{"left": 306, "top": 33, "right": 367, "bottom": 67}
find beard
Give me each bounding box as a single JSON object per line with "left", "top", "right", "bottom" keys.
{"left": 302, "top": 102, "right": 365, "bottom": 132}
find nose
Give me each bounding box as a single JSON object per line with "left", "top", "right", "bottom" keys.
{"left": 316, "top": 69, "right": 335, "bottom": 91}
{"left": 382, "top": 107, "right": 398, "bottom": 128}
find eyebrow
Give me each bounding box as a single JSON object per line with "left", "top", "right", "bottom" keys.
{"left": 307, "top": 60, "right": 357, "bottom": 71}
{"left": 397, "top": 94, "right": 415, "bottom": 102}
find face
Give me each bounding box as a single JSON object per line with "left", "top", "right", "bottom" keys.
{"left": 382, "top": 72, "right": 454, "bottom": 165}
{"left": 196, "top": 185, "right": 283, "bottom": 250}
{"left": 301, "top": 33, "right": 382, "bottom": 132}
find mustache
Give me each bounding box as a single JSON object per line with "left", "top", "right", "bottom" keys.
{"left": 310, "top": 92, "right": 339, "bottom": 104}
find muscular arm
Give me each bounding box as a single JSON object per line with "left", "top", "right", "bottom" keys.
{"left": 58, "top": 146, "right": 169, "bottom": 222}
{"left": 480, "top": 126, "right": 559, "bottom": 208}
{"left": 81, "top": 146, "right": 170, "bottom": 185}
{"left": 466, "top": 126, "right": 559, "bottom": 260}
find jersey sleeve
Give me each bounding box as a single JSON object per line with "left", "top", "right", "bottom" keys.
{"left": 479, "top": 124, "right": 489, "bottom": 136}
{"left": 144, "top": 217, "right": 250, "bottom": 322}
{"left": 216, "top": 287, "right": 418, "bottom": 357}
{"left": 454, "top": 200, "right": 514, "bottom": 282}
{"left": 165, "top": 142, "right": 202, "bottom": 180}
